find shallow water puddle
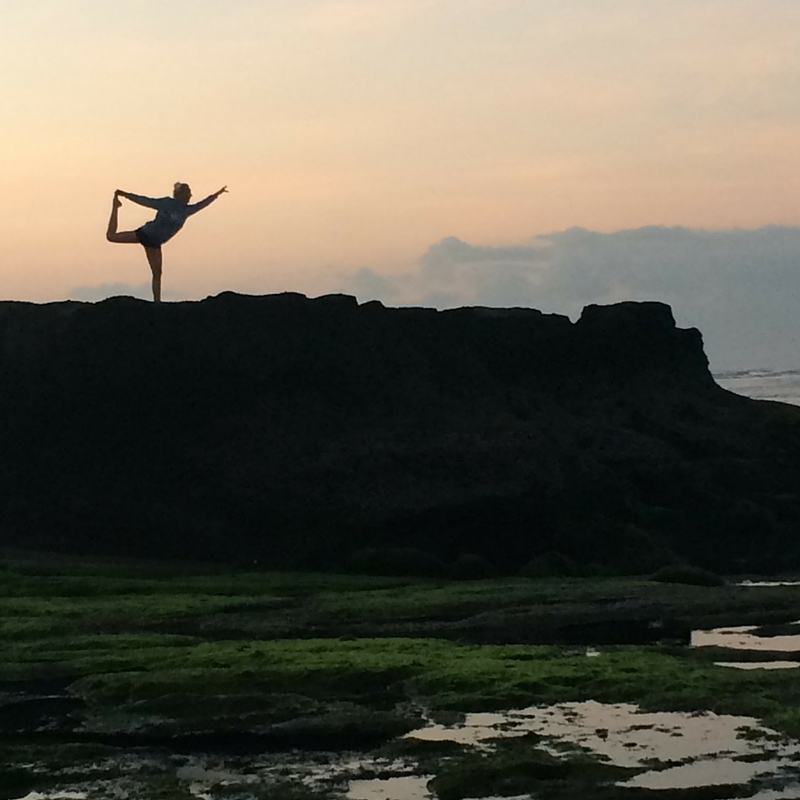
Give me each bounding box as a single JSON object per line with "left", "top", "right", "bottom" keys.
{"left": 716, "top": 660, "right": 800, "bottom": 670}
{"left": 738, "top": 580, "right": 800, "bottom": 587}
{"left": 748, "top": 787, "right": 800, "bottom": 799}
{"left": 175, "top": 752, "right": 427, "bottom": 800}
{"left": 12, "top": 704, "right": 800, "bottom": 800}
{"left": 18, "top": 794, "right": 87, "bottom": 800}
{"left": 177, "top": 761, "right": 258, "bottom": 798}
{"left": 621, "top": 756, "right": 797, "bottom": 791}
{"left": 406, "top": 701, "right": 800, "bottom": 790}
{"left": 692, "top": 623, "right": 800, "bottom": 652}
{"left": 347, "top": 775, "right": 432, "bottom": 800}
{"left": 13, "top": 709, "right": 799, "bottom": 800}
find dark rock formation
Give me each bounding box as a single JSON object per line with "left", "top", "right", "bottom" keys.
{"left": 0, "top": 292, "right": 798, "bottom": 573}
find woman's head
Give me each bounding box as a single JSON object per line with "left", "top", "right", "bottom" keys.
{"left": 173, "top": 182, "right": 191, "bottom": 203}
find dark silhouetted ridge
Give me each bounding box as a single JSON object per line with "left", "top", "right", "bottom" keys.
{"left": 0, "top": 292, "right": 797, "bottom": 573}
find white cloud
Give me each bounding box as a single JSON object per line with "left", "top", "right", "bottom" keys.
{"left": 337, "top": 226, "right": 800, "bottom": 372}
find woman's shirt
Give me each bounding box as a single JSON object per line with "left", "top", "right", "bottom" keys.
{"left": 126, "top": 193, "right": 217, "bottom": 246}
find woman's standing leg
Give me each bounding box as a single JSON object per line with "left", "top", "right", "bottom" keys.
{"left": 144, "top": 247, "right": 163, "bottom": 302}
{"left": 107, "top": 193, "right": 160, "bottom": 300}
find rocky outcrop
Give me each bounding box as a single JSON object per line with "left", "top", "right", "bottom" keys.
{"left": 0, "top": 292, "right": 798, "bottom": 573}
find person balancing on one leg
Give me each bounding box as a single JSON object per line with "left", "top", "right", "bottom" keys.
{"left": 106, "top": 182, "right": 227, "bottom": 302}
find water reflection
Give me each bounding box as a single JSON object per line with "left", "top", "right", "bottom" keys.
{"left": 406, "top": 701, "right": 800, "bottom": 791}
{"left": 749, "top": 787, "right": 800, "bottom": 799}
{"left": 177, "top": 762, "right": 250, "bottom": 799}
{"left": 739, "top": 580, "right": 800, "bottom": 587}
{"left": 716, "top": 661, "right": 800, "bottom": 670}
{"left": 692, "top": 624, "right": 800, "bottom": 652}
{"left": 621, "top": 757, "right": 795, "bottom": 791}
{"left": 348, "top": 775, "right": 431, "bottom": 800}
{"left": 19, "top": 794, "right": 87, "bottom": 800}
{"left": 13, "top": 701, "right": 800, "bottom": 800}
{"left": 408, "top": 701, "right": 779, "bottom": 767}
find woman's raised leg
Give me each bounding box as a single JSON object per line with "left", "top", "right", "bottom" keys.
{"left": 106, "top": 194, "right": 139, "bottom": 244}
{"left": 144, "top": 247, "right": 163, "bottom": 303}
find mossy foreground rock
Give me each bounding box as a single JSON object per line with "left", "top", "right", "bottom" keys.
{"left": 0, "top": 293, "right": 799, "bottom": 573}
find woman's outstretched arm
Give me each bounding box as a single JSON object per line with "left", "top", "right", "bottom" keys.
{"left": 187, "top": 186, "right": 228, "bottom": 215}
{"left": 116, "top": 190, "right": 163, "bottom": 210}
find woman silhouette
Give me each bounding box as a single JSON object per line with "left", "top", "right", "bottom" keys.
{"left": 106, "top": 183, "right": 227, "bottom": 302}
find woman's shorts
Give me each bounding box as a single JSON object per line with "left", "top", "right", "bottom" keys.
{"left": 135, "top": 227, "right": 163, "bottom": 249}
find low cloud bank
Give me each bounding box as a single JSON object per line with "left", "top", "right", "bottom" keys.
{"left": 340, "top": 226, "right": 800, "bottom": 371}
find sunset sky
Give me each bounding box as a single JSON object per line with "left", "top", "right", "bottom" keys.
{"left": 3, "top": 0, "right": 800, "bottom": 330}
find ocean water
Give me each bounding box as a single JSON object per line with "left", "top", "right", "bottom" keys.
{"left": 714, "top": 369, "right": 800, "bottom": 407}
